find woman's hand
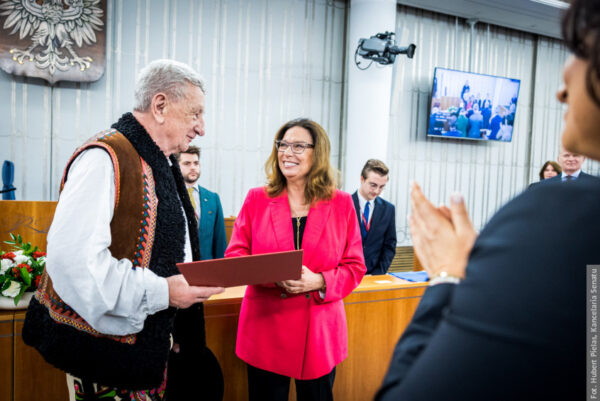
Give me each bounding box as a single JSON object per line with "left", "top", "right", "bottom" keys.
{"left": 409, "top": 182, "right": 477, "bottom": 279}
{"left": 277, "top": 266, "right": 325, "bottom": 294}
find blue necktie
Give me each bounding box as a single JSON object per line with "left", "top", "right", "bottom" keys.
{"left": 364, "top": 201, "right": 370, "bottom": 224}
{"left": 563, "top": 175, "right": 574, "bottom": 182}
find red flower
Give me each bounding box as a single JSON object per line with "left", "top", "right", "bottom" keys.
{"left": 13, "top": 263, "right": 32, "bottom": 277}
{"left": 34, "top": 274, "right": 41, "bottom": 288}
{"left": 33, "top": 251, "right": 46, "bottom": 259}
{"left": 1, "top": 252, "right": 16, "bottom": 260}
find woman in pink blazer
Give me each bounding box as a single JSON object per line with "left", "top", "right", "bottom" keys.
{"left": 226, "top": 118, "right": 366, "bottom": 401}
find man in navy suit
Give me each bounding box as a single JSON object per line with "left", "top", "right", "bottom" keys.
{"left": 546, "top": 146, "right": 592, "bottom": 182}
{"left": 177, "top": 145, "right": 227, "bottom": 259}
{"left": 352, "top": 159, "right": 397, "bottom": 275}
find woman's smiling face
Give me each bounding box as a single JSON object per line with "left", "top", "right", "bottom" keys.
{"left": 277, "top": 126, "right": 314, "bottom": 184}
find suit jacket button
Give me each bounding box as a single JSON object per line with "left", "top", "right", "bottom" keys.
{"left": 280, "top": 293, "right": 287, "bottom": 299}
{"left": 305, "top": 294, "right": 310, "bottom": 299}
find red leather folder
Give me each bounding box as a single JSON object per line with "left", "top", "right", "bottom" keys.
{"left": 177, "top": 250, "right": 303, "bottom": 287}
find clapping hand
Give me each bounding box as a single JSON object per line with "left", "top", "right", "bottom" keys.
{"left": 409, "top": 182, "right": 477, "bottom": 279}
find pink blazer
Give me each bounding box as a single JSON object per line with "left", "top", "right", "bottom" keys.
{"left": 225, "top": 187, "right": 366, "bottom": 380}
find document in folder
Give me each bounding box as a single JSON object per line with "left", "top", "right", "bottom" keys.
{"left": 177, "top": 250, "right": 303, "bottom": 287}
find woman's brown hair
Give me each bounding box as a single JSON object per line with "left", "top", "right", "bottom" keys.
{"left": 265, "top": 118, "right": 337, "bottom": 203}
{"left": 538, "top": 160, "right": 562, "bottom": 180}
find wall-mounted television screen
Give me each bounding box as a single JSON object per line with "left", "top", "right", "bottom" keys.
{"left": 427, "top": 67, "right": 521, "bottom": 142}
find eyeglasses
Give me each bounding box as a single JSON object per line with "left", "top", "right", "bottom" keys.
{"left": 275, "top": 140, "right": 315, "bottom": 154}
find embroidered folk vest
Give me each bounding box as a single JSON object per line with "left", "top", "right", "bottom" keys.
{"left": 22, "top": 114, "right": 201, "bottom": 390}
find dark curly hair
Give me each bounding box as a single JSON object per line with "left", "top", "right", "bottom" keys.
{"left": 562, "top": 0, "right": 600, "bottom": 107}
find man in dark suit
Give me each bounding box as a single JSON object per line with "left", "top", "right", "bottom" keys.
{"left": 168, "top": 145, "right": 227, "bottom": 400}
{"left": 546, "top": 146, "right": 592, "bottom": 182}
{"left": 352, "top": 159, "right": 397, "bottom": 275}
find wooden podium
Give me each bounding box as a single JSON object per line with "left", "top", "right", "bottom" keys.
{"left": 0, "top": 201, "right": 69, "bottom": 401}
{"left": 0, "top": 201, "right": 56, "bottom": 248}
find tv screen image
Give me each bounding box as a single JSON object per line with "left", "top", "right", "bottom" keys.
{"left": 427, "top": 67, "right": 521, "bottom": 142}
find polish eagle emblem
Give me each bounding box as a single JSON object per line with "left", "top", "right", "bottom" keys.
{"left": 0, "top": 0, "right": 104, "bottom": 76}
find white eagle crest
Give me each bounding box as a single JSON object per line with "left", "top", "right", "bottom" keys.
{"left": 0, "top": 0, "right": 104, "bottom": 75}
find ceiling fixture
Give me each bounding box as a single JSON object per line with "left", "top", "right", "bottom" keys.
{"left": 530, "top": 0, "right": 569, "bottom": 9}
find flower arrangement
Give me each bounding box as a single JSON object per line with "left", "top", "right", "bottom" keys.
{"left": 0, "top": 233, "right": 46, "bottom": 305}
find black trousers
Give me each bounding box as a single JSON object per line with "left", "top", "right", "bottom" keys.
{"left": 247, "top": 364, "right": 336, "bottom": 401}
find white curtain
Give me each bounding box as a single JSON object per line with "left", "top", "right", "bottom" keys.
{"left": 3, "top": 1, "right": 597, "bottom": 233}
{"left": 0, "top": 0, "right": 347, "bottom": 218}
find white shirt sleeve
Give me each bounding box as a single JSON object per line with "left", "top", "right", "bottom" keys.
{"left": 46, "top": 148, "right": 169, "bottom": 336}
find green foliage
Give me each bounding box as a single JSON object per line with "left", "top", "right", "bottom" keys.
{"left": 4, "top": 233, "right": 38, "bottom": 256}
{"left": 1, "top": 233, "right": 45, "bottom": 305}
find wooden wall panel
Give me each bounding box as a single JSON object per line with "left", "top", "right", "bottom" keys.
{"left": 0, "top": 311, "right": 14, "bottom": 401}
{"left": 0, "top": 201, "right": 57, "bottom": 251}
{"left": 13, "top": 312, "right": 69, "bottom": 401}
{"left": 205, "top": 295, "right": 246, "bottom": 401}
{"left": 335, "top": 286, "right": 425, "bottom": 400}
{"left": 224, "top": 216, "right": 235, "bottom": 244}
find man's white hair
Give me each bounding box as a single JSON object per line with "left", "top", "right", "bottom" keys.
{"left": 133, "top": 59, "right": 205, "bottom": 112}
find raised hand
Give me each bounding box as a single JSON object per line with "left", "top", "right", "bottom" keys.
{"left": 409, "top": 182, "right": 477, "bottom": 279}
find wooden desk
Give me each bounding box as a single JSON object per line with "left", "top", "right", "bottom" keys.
{"left": 205, "top": 275, "right": 426, "bottom": 401}
{"left": 0, "top": 310, "right": 70, "bottom": 401}
{"left": 0, "top": 201, "right": 68, "bottom": 401}
{"left": 0, "top": 276, "right": 424, "bottom": 401}
{"left": 0, "top": 203, "right": 426, "bottom": 400}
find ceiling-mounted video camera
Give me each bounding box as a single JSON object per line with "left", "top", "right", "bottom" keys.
{"left": 355, "top": 31, "right": 416, "bottom": 70}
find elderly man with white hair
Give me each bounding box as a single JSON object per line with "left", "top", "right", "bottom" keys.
{"left": 22, "top": 59, "right": 224, "bottom": 401}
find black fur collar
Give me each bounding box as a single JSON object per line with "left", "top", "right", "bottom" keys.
{"left": 111, "top": 113, "right": 201, "bottom": 276}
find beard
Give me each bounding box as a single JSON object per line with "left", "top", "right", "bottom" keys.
{"left": 183, "top": 172, "right": 199, "bottom": 185}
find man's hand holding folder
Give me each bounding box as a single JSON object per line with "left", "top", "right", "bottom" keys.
{"left": 166, "top": 274, "right": 225, "bottom": 308}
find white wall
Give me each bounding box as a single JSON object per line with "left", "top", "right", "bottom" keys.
{"left": 384, "top": 6, "right": 599, "bottom": 246}
{"left": 1, "top": 2, "right": 597, "bottom": 246}
{"left": 0, "top": 0, "right": 347, "bottom": 218}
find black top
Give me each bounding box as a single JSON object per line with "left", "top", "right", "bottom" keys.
{"left": 292, "top": 216, "right": 307, "bottom": 250}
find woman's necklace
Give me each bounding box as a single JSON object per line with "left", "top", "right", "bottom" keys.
{"left": 290, "top": 200, "right": 309, "bottom": 250}
{"left": 296, "top": 216, "right": 301, "bottom": 250}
